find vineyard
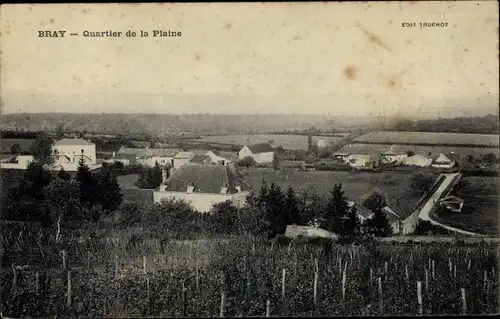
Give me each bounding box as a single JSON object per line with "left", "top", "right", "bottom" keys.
{"left": 1, "top": 227, "right": 498, "bottom": 317}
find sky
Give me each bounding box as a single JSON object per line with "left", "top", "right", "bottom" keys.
{"left": 0, "top": 2, "right": 498, "bottom": 117}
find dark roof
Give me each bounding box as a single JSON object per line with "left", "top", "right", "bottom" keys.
{"left": 190, "top": 154, "right": 213, "bottom": 165}
{"left": 160, "top": 164, "right": 251, "bottom": 194}
{"left": 246, "top": 143, "right": 274, "bottom": 153}
{"left": 444, "top": 152, "right": 461, "bottom": 163}
{"left": 382, "top": 206, "right": 402, "bottom": 225}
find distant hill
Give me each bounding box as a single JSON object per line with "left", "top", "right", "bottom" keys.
{"left": 0, "top": 113, "right": 383, "bottom": 136}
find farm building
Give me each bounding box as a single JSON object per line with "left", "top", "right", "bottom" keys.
{"left": 347, "top": 154, "right": 380, "bottom": 169}
{"left": 403, "top": 154, "right": 433, "bottom": 167}
{"left": 432, "top": 153, "right": 460, "bottom": 169}
{"left": 380, "top": 145, "right": 408, "bottom": 165}
{"left": 153, "top": 164, "right": 251, "bottom": 212}
{"left": 123, "top": 148, "right": 181, "bottom": 168}
{"left": 189, "top": 154, "right": 213, "bottom": 166}
{"left": 333, "top": 151, "right": 350, "bottom": 163}
{"left": 439, "top": 195, "right": 464, "bottom": 213}
{"left": 104, "top": 152, "right": 136, "bottom": 166}
{"left": 238, "top": 143, "right": 275, "bottom": 164}
{"left": 173, "top": 151, "right": 195, "bottom": 169}
{"left": 205, "top": 150, "right": 232, "bottom": 166}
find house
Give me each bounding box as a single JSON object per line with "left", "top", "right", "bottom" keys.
{"left": 173, "top": 151, "right": 195, "bottom": 169}
{"left": 333, "top": 151, "right": 350, "bottom": 163}
{"left": 439, "top": 195, "right": 464, "bottom": 212}
{"left": 53, "top": 138, "right": 97, "bottom": 166}
{"left": 381, "top": 145, "right": 408, "bottom": 165}
{"left": 123, "top": 148, "right": 181, "bottom": 167}
{"left": 432, "top": 152, "right": 460, "bottom": 169}
{"left": 403, "top": 154, "right": 433, "bottom": 167}
{"left": 105, "top": 152, "right": 136, "bottom": 166}
{"left": 153, "top": 164, "right": 251, "bottom": 212}
{"left": 238, "top": 143, "right": 275, "bottom": 164}
{"left": 347, "top": 154, "right": 380, "bottom": 169}
{"left": 205, "top": 150, "right": 232, "bottom": 166}
{"left": 189, "top": 154, "right": 213, "bottom": 166}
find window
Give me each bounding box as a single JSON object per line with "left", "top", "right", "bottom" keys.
{"left": 81, "top": 149, "right": 84, "bottom": 154}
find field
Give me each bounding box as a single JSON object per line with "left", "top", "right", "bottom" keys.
{"left": 1, "top": 229, "right": 498, "bottom": 317}
{"left": 242, "top": 170, "right": 424, "bottom": 218}
{"left": 353, "top": 132, "right": 499, "bottom": 147}
{"left": 191, "top": 134, "right": 349, "bottom": 151}
{"left": 431, "top": 177, "right": 499, "bottom": 235}
{"left": 337, "top": 143, "right": 499, "bottom": 158}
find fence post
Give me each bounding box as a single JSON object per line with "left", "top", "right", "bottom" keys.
{"left": 281, "top": 268, "right": 286, "bottom": 300}
{"left": 432, "top": 260, "right": 435, "bottom": 279}
{"left": 11, "top": 264, "right": 17, "bottom": 288}
{"left": 35, "top": 271, "right": 40, "bottom": 294}
{"left": 66, "top": 270, "right": 72, "bottom": 308}
{"left": 461, "top": 288, "right": 467, "bottom": 314}
{"left": 417, "top": 281, "right": 422, "bottom": 315}
{"left": 62, "top": 250, "right": 67, "bottom": 269}
{"left": 143, "top": 256, "right": 147, "bottom": 275}
{"left": 342, "top": 267, "right": 347, "bottom": 307}
{"left": 313, "top": 271, "right": 318, "bottom": 308}
{"left": 115, "top": 255, "right": 119, "bottom": 279}
{"left": 182, "top": 280, "right": 187, "bottom": 317}
{"left": 370, "top": 267, "right": 373, "bottom": 285}
{"left": 266, "top": 299, "right": 271, "bottom": 317}
{"left": 378, "top": 277, "right": 383, "bottom": 313}
{"left": 146, "top": 276, "right": 151, "bottom": 315}
{"left": 220, "top": 291, "right": 226, "bottom": 317}
{"left": 424, "top": 268, "right": 428, "bottom": 295}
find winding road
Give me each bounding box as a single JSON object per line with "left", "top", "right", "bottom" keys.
{"left": 417, "top": 172, "right": 484, "bottom": 236}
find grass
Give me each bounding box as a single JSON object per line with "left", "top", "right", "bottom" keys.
{"left": 191, "top": 134, "right": 348, "bottom": 151}
{"left": 241, "top": 169, "right": 423, "bottom": 218}
{"left": 431, "top": 177, "right": 499, "bottom": 235}
{"left": 337, "top": 143, "right": 499, "bottom": 158}
{"left": 353, "top": 132, "right": 499, "bottom": 147}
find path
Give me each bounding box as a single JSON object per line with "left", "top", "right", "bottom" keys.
{"left": 418, "top": 173, "right": 484, "bottom": 236}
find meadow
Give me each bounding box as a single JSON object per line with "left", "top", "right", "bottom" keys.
{"left": 1, "top": 231, "right": 498, "bottom": 317}
{"left": 241, "top": 170, "right": 424, "bottom": 218}
{"left": 191, "top": 134, "right": 349, "bottom": 151}
{"left": 431, "top": 177, "right": 499, "bottom": 236}
{"left": 353, "top": 132, "right": 499, "bottom": 147}
{"left": 337, "top": 143, "right": 499, "bottom": 158}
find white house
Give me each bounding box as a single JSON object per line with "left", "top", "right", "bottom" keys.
{"left": 432, "top": 153, "right": 459, "bottom": 169}
{"left": 346, "top": 154, "right": 380, "bottom": 169}
{"left": 105, "top": 152, "right": 136, "bottom": 166}
{"left": 238, "top": 143, "right": 274, "bottom": 164}
{"left": 381, "top": 145, "right": 408, "bottom": 165}
{"left": 53, "top": 138, "right": 97, "bottom": 165}
{"left": 153, "top": 164, "right": 251, "bottom": 212}
{"left": 173, "top": 151, "right": 195, "bottom": 169}
{"left": 205, "top": 150, "right": 232, "bottom": 166}
{"left": 439, "top": 195, "right": 464, "bottom": 213}
{"left": 403, "top": 154, "right": 433, "bottom": 167}
{"left": 0, "top": 155, "right": 35, "bottom": 169}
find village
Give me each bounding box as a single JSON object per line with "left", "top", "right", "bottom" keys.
{"left": 1, "top": 128, "right": 498, "bottom": 238}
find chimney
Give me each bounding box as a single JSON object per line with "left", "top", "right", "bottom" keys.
{"left": 162, "top": 168, "right": 167, "bottom": 183}
{"left": 112, "top": 151, "right": 116, "bottom": 158}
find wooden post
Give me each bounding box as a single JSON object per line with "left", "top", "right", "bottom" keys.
{"left": 378, "top": 277, "right": 383, "bottom": 313}
{"left": 143, "top": 256, "right": 147, "bottom": 275}
{"left": 35, "top": 271, "right": 40, "bottom": 294}
{"left": 370, "top": 267, "right": 373, "bottom": 285}
{"left": 62, "top": 250, "right": 67, "bottom": 269}
{"left": 195, "top": 262, "right": 200, "bottom": 291}
{"left": 448, "top": 257, "right": 452, "bottom": 275}
{"left": 453, "top": 264, "right": 456, "bottom": 285}
{"left": 314, "top": 258, "right": 319, "bottom": 274}
{"left": 313, "top": 271, "right": 318, "bottom": 307}
{"left": 405, "top": 265, "right": 409, "bottom": 284}
{"left": 342, "top": 267, "right": 346, "bottom": 306}
{"left": 252, "top": 243, "right": 255, "bottom": 255}
{"left": 467, "top": 259, "right": 471, "bottom": 271}
{"left": 66, "top": 270, "right": 72, "bottom": 308}
{"left": 428, "top": 258, "right": 431, "bottom": 271}
{"left": 424, "top": 268, "right": 428, "bottom": 295}
{"left": 417, "top": 281, "right": 422, "bottom": 315}
{"left": 287, "top": 242, "right": 292, "bottom": 255}
{"left": 483, "top": 270, "right": 487, "bottom": 290}
{"left": 294, "top": 253, "right": 298, "bottom": 277}
{"left": 11, "top": 264, "right": 17, "bottom": 287}
{"left": 115, "top": 255, "right": 119, "bottom": 279}
{"left": 265, "top": 299, "right": 271, "bottom": 317}
{"left": 182, "top": 280, "right": 187, "bottom": 317}
{"left": 220, "top": 291, "right": 226, "bottom": 317}
{"left": 384, "top": 262, "right": 388, "bottom": 276}
{"left": 147, "top": 277, "right": 151, "bottom": 315}
{"left": 281, "top": 268, "right": 286, "bottom": 300}
{"left": 461, "top": 288, "right": 467, "bottom": 314}
{"left": 432, "top": 260, "right": 435, "bottom": 279}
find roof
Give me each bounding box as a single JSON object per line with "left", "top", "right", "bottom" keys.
{"left": 174, "top": 151, "right": 195, "bottom": 159}
{"left": 189, "top": 154, "right": 213, "bottom": 165}
{"left": 111, "top": 153, "right": 136, "bottom": 160}
{"left": 348, "top": 201, "right": 373, "bottom": 219}
{"left": 118, "top": 147, "right": 182, "bottom": 157}
{"left": 440, "top": 195, "right": 464, "bottom": 203}
{"left": 55, "top": 138, "right": 94, "bottom": 146}
{"left": 382, "top": 145, "right": 407, "bottom": 155}
{"left": 159, "top": 164, "right": 251, "bottom": 194}
{"left": 382, "top": 206, "right": 402, "bottom": 225}
{"left": 217, "top": 151, "right": 239, "bottom": 161}
{"left": 245, "top": 143, "right": 274, "bottom": 154}
{"left": 444, "top": 152, "right": 461, "bottom": 163}
{"left": 405, "top": 154, "right": 433, "bottom": 161}
{"left": 335, "top": 144, "right": 380, "bottom": 156}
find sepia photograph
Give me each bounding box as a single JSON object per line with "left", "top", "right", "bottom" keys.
{"left": 0, "top": 1, "right": 499, "bottom": 317}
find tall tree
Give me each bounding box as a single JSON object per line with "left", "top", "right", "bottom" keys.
{"left": 323, "top": 183, "right": 349, "bottom": 235}
{"left": 345, "top": 204, "right": 361, "bottom": 238}
{"left": 30, "top": 133, "right": 56, "bottom": 167}
{"left": 135, "top": 167, "right": 148, "bottom": 188}
{"left": 366, "top": 206, "right": 392, "bottom": 237}
{"left": 148, "top": 161, "right": 163, "bottom": 188}
{"left": 96, "top": 167, "right": 123, "bottom": 212}
{"left": 265, "top": 183, "right": 286, "bottom": 237}
{"left": 285, "top": 186, "right": 302, "bottom": 225}
{"left": 75, "top": 157, "right": 98, "bottom": 206}
{"left": 56, "top": 124, "right": 65, "bottom": 139}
